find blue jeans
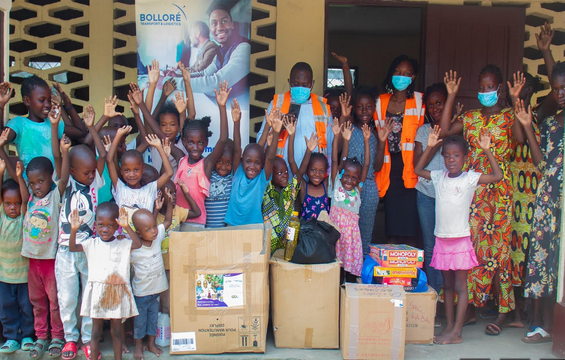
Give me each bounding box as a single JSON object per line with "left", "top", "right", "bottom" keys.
{"left": 0, "top": 282, "right": 34, "bottom": 341}
{"left": 416, "top": 191, "right": 443, "bottom": 293}
{"left": 134, "top": 294, "right": 160, "bottom": 339}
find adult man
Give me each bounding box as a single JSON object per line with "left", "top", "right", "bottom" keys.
{"left": 257, "top": 62, "right": 333, "bottom": 170}
{"left": 190, "top": 3, "right": 250, "bottom": 96}
{"left": 189, "top": 21, "right": 219, "bottom": 73}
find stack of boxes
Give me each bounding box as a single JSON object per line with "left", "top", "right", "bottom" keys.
{"left": 369, "top": 244, "right": 424, "bottom": 291}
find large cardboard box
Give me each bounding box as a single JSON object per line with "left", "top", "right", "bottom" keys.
{"left": 405, "top": 287, "right": 437, "bottom": 344}
{"left": 269, "top": 250, "right": 340, "bottom": 349}
{"left": 340, "top": 284, "right": 406, "bottom": 360}
{"left": 169, "top": 224, "right": 270, "bottom": 355}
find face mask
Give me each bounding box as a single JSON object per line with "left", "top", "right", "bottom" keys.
{"left": 478, "top": 85, "right": 500, "bottom": 107}
{"left": 290, "top": 86, "right": 311, "bottom": 104}
{"left": 392, "top": 75, "right": 412, "bottom": 91}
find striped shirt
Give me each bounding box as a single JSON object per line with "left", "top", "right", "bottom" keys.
{"left": 205, "top": 170, "right": 232, "bottom": 228}
{"left": 0, "top": 208, "right": 29, "bottom": 284}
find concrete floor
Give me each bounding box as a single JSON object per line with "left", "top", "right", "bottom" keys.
{"left": 0, "top": 316, "right": 557, "bottom": 360}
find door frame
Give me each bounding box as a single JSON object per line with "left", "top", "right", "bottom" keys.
{"left": 324, "top": 0, "right": 428, "bottom": 92}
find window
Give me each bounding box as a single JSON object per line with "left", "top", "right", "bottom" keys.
{"left": 327, "top": 66, "right": 357, "bottom": 89}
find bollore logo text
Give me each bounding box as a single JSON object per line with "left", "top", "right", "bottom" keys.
{"left": 139, "top": 4, "right": 186, "bottom": 26}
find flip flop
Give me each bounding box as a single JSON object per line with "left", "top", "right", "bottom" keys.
{"left": 30, "top": 339, "right": 48, "bottom": 359}
{"left": 0, "top": 340, "right": 21, "bottom": 353}
{"left": 81, "top": 344, "right": 101, "bottom": 360}
{"left": 479, "top": 309, "right": 498, "bottom": 319}
{"left": 48, "top": 338, "right": 65, "bottom": 358}
{"left": 485, "top": 322, "right": 501, "bottom": 336}
{"left": 22, "top": 337, "right": 35, "bottom": 351}
{"left": 522, "top": 327, "right": 552, "bottom": 343}
{"left": 61, "top": 342, "right": 77, "bottom": 360}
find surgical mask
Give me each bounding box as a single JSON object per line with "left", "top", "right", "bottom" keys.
{"left": 290, "top": 86, "right": 311, "bottom": 104}
{"left": 392, "top": 75, "right": 412, "bottom": 91}
{"left": 478, "top": 85, "right": 500, "bottom": 107}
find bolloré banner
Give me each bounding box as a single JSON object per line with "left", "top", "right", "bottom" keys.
{"left": 135, "top": 0, "right": 251, "bottom": 163}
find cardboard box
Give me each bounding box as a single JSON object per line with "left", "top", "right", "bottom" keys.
{"left": 340, "top": 284, "right": 406, "bottom": 360}
{"left": 169, "top": 224, "right": 270, "bottom": 355}
{"left": 405, "top": 287, "right": 438, "bottom": 344}
{"left": 269, "top": 250, "right": 340, "bottom": 349}
{"left": 369, "top": 244, "right": 424, "bottom": 268}
{"left": 374, "top": 266, "right": 417, "bottom": 278}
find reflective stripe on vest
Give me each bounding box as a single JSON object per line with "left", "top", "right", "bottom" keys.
{"left": 374, "top": 92, "right": 425, "bottom": 197}
{"left": 273, "top": 91, "right": 331, "bottom": 157}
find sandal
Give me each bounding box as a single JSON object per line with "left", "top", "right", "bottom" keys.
{"left": 522, "top": 327, "right": 552, "bottom": 343}
{"left": 22, "top": 337, "right": 35, "bottom": 351}
{"left": 0, "top": 340, "right": 21, "bottom": 353}
{"left": 48, "top": 338, "right": 65, "bottom": 358}
{"left": 81, "top": 344, "right": 101, "bottom": 360}
{"left": 30, "top": 339, "right": 48, "bottom": 359}
{"left": 485, "top": 322, "right": 502, "bottom": 336}
{"left": 61, "top": 342, "right": 77, "bottom": 360}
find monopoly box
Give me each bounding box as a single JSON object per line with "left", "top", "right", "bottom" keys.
{"left": 369, "top": 244, "right": 424, "bottom": 268}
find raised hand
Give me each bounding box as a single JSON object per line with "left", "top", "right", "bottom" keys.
{"left": 214, "top": 80, "right": 232, "bottom": 107}
{"left": 162, "top": 78, "right": 177, "bottom": 97}
{"left": 102, "top": 135, "right": 112, "bottom": 152}
{"left": 231, "top": 99, "right": 241, "bottom": 123}
{"left": 177, "top": 178, "right": 188, "bottom": 193}
{"left": 70, "top": 209, "right": 83, "bottom": 231}
{"left": 377, "top": 118, "right": 394, "bottom": 143}
{"left": 427, "top": 125, "right": 443, "bottom": 148}
{"left": 15, "top": 161, "right": 23, "bottom": 178}
{"left": 341, "top": 121, "right": 353, "bottom": 141}
{"left": 117, "top": 125, "right": 132, "bottom": 138}
{"left": 148, "top": 59, "right": 160, "bottom": 84}
{"left": 178, "top": 61, "right": 191, "bottom": 83}
{"left": 0, "top": 128, "right": 10, "bottom": 147}
{"left": 452, "top": 102, "right": 464, "bottom": 123}
{"left": 339, "top": 93, "right": 352, "bottom": 119}
{"left": 53, "top": 82, "right": 72, "bottom": 108}
{"left": 305, "top": 131, "right": 319, "bottom": 152}
{"left": 514, "top": 99, "right": 533, "bottom": 128}
{"left": 0, "top": 82, "right": 14, "bottom": 107}
{"left": 128, "top": 82, "right": 144, "bottom": 106}
{"left": 172, "top": 90, "right": 187, "bottom": 113}
{"left": 127, "top": 92, "right": 140, "bottom": 115}
{"left": 145, "top": 133, "right": 162, "bottom": 149}
{"left": 162, "top": 137, "right": 171, "bottom": 158}
{"left": 164, "top": 187, "right": 173, "bottom": 202}
{"left": 104, "top": 95, "right": 122, "bottom": 117}
{"left": 83, "top": 104, "right": 95, "bottom": 127}
{"left": 271, "top": 113, "right": 283, "bottom": 133}
{"left": 51, "top": 86, "right": 62, "bottom": 106}
{"left": 478, "top": 128, "right": 492, "bottom": 151}
{"left": 265, "top": 106, "right": 280, "bottom": 127}
{"left": 0, "top": 158, "right": 5, "bottom": 175}
{"left": 362, "top": 123, "right": 371, "bottom": 140}
{"left": 266, "top": 129, "right": 274, "bottom": 147}
{"left": 154, "top": 191, "right": 165, "bottom": 211}
{"left": 283, "top": 116, "right": 296, "bottom": 136}
{"left": 60, "top": 134, "right": 71, "bottom": 153}
{"left": 507, "top": 71, "right": 525, "bottom": 100}
{"left": 444, "top": 70, "right": 461, "bottom": 95}
{"left": 115, "top": 207, "right": 129, "bottom": 228}
{"left": 331, "top": 52, "right": 348, "bottom": 66}
{"left": 536, "top": 21, "right": 554, "bottom": 52}
{"left": 49, "top": 105, "right": 61, "bottom": 125}
{"left": 331, "top": 117, "right": 342, "bottom": 136}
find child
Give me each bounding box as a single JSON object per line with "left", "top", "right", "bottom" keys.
{"left": 68, "top": 204, "right": 141, "bottom": 360}
{"left": 17, "top": 107, "right": 70, "bottom": 358}
{"left": 414, "top": 126, "right": 503, "bottom": 345}
{"left": 329, "top": 120, "right": 371, "bottom": 280}
{"left": 174, "top": 81, "right": 231, "bottom": 226}
{"left": 224, "top": 111, "right": 279, "bottom": 226}
{"left": 299, "top": 153, "right": 329, "bottom": 221}
{"left": 106, "top": 125, "right": 173, "bottom": 220}
{"left": 262, "top": 117, "right": 317, "bottom": 253}
{"left": 204, "top": 99, "right": 242, "bottom": 228}
{"left": 130, "top": 196, "right": 172, "bottom": 360}
{"left": 155, "top": 180, "right": 200, "bottom": 315}
{"left": 515, "top": 62, "right": 564, "bottom": 342}
{"left": 57, "top": 119, "right": 107, "bottom": 359}
{"left": 0, "top": 160, "right": 34, "bottom": 354}
{"left": 2, "top": 77, "right": 86, "bottom": 175}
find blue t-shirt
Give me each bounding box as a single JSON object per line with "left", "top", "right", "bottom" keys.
{"left": 7, "top": 116, "right": 64, "bottom": 173}
{"left": 225, "top": 164, "right": 270, "bottom": 226}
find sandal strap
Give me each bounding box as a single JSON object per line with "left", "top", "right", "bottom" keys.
{"left": 49, "top": 338, "right": 65, "bottom": 349}
{"left": 527, "top": 326, "right": 550, "bottom": 338}
{"left": 1, "top": 340, "right": 19, "bottom": 349}
{"left": 62, "top": 342, "right": 77, "bottom": 353}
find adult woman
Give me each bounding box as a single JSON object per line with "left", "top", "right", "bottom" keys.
{"left": 374, "top": 55, "right": 425, "bottom": 244}
{"left": 439, "top": 66, "right": 525, "bottom": 336}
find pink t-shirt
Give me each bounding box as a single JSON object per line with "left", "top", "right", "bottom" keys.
{"left": 174, "top": 157, "right": 210, "bottom": 225}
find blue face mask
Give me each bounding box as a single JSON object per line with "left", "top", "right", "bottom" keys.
{"left": 290, "top": 86, "right": 311, "bottom": 104}
{"left": 392, "top": 75, "right": 412, "bottom": 91}
{"left": 478, "top": 85, "right": 500, "bottom": 107}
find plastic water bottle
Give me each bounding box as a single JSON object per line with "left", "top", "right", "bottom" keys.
{"left": 284, "top": 211, "right": 300, "bottom": 261}
{"left": 156, "top": 312, "right": 170, "bottom": 347}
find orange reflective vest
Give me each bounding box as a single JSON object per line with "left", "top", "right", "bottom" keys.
{"left": 272, "top": 91, "right": 331, "bottom": 156}
{"left": 374, "top": 92, "right": 425, "bottom": 197}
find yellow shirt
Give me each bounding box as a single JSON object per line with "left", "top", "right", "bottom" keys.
{"left": 156, "top": 206, "right": 189, "bottom": 270}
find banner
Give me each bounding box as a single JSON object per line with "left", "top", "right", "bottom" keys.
{"left": 135, "top": 0, "right": 251, "bottom": 161}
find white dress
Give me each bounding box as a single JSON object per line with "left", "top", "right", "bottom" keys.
{"left": 80, "top": 237, "right": 138, "bottom": 319}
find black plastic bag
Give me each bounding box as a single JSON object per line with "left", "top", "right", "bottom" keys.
{"left": 290, "top": 218, "right": 340, "bottom": 264}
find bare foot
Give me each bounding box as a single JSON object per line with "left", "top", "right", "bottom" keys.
{"left": 504, "top": 320, "right": 525, "bottom": 328}
{"left": 122, "top": 341, "right": 129, "bottom": 354}
{"left": 147, "top": 343, "right": 163, "bottom": 357}
{"left": 434, "top": 331, "right": 463, "bottom": 345}
{"left": 134, "top": 340, "right": 144, "bottom": 360}
{"left": 437, "top": 323, "right": 455, "bottom": 337}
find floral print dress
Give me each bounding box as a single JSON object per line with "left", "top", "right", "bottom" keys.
{"left": 462, "top": 108, "right": 515, "bottom": 313}
{"left": 524, "top": 115, "right": 564, "bottom": 298}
